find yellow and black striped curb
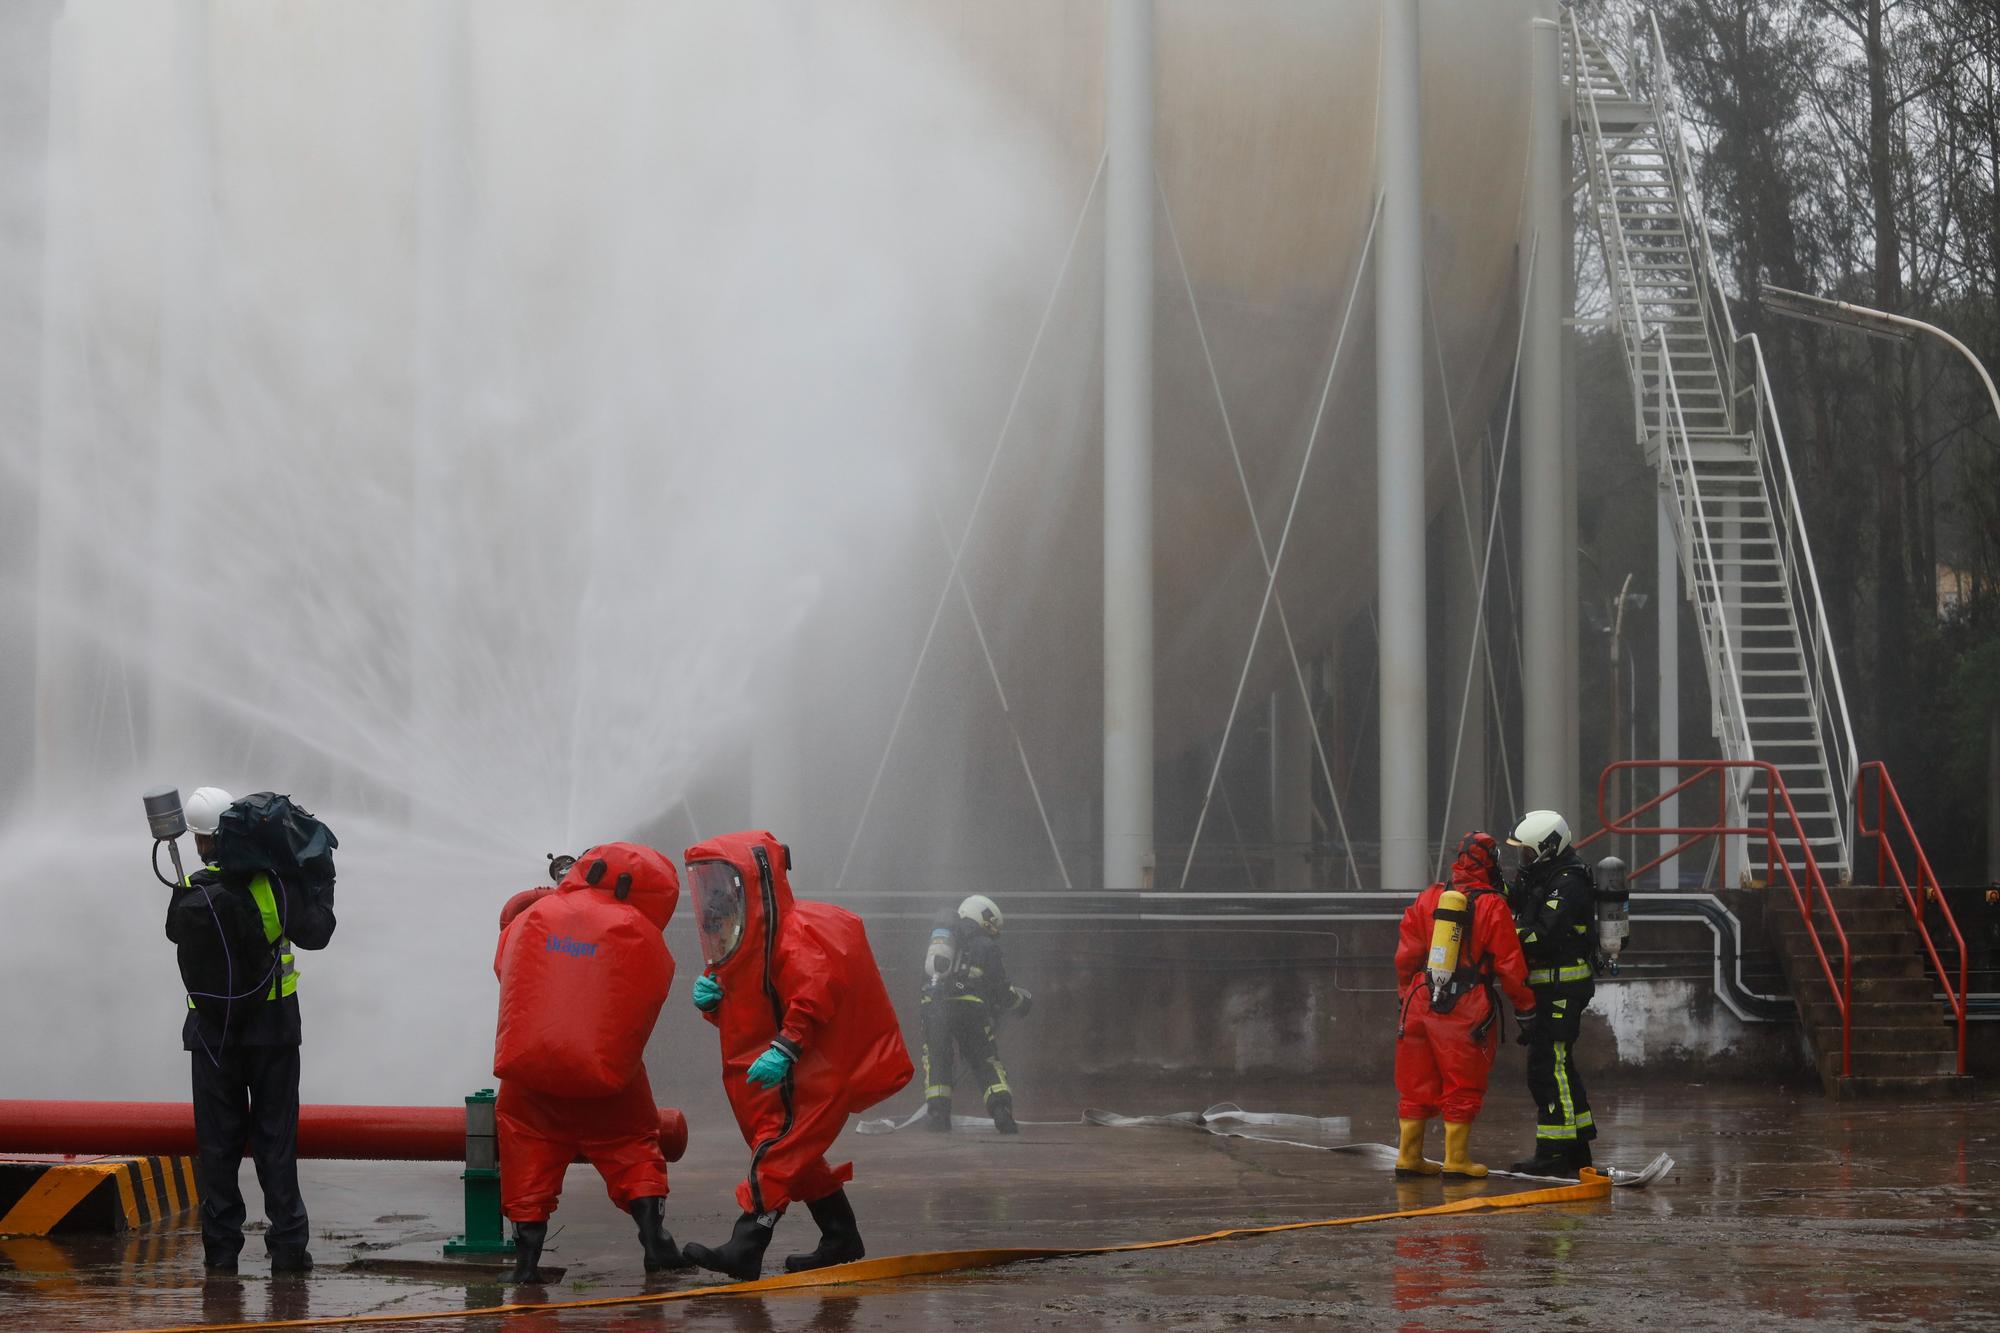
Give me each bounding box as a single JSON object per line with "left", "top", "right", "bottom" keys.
{"left": 0, "top": 1156, "right": 199, "bottom": 1237}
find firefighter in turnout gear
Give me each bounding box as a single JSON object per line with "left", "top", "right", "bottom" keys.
{"left": 1394, "top": 832, "right": 1536, "bottom": 1178}
{"left": 1506, "top": 810, "right": 1599, "bottom": 1175}
{"left": 162, "top": 787, "right": 337, "bottom": 1275}
{"left": 920, "top": 895, "right": 1032, "bottom": 1134}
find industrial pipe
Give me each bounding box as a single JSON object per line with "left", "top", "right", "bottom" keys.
{"left": 0, "top": 1100, "right": 688, "bottom": 1163}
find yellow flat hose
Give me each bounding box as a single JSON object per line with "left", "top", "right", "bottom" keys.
{"left": 109, "top": 1170, "right": 1611, "bottom": 1333}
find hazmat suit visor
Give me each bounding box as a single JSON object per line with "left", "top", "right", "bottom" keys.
{"left": 686, "top": 860, "right": 746, "bottom": 966}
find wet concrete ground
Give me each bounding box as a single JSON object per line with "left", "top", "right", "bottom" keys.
{"left": 3, "top": 1078, "right": 1997, "bottom": 1331}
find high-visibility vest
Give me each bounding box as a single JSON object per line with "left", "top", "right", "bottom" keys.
{"left": 184, "top": 866, "right": 298, "bottom": 1004}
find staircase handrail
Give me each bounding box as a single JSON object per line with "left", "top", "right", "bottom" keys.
{"left": 1636, "top": 10, "right": 1859, "bottom": 870}
{"left": 1642, "top": 11, "right": 1744, "bottom": 426}
{"left": 1656, "top": 331, "right": 1755, "bottom": 770}
{"left": 1590, "top": 758, "right": 1852, "bottom": 1076}
{"left": 1854, "top": 762, "right": 1968, "bottom": 1075}
{"left": 1746, "top": 334, "right": 1861, "bottom": 861}
{"left": 1565, "top": 10, "right": 1652, "bottom": 417}
{"left": 1576, "top": 9, "right": 1858, "bottom": 873}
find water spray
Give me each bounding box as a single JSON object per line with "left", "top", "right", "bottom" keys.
{"left": 143, "top": 787, "right": 189, "bottom": 888}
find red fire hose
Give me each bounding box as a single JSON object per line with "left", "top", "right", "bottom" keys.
{"left": 0, "top": 1100, "right": 688, "bottom": 1163}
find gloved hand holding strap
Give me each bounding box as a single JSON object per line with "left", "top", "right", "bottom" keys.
{"left": 746, "top": 1041, "right": 795, "bottom": 1089}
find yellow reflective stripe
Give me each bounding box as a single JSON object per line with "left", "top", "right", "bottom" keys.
{"left": 1552, "top": 1041, "right": 1577, "bottom": 1129}
{"left": 924, "top": 1085, "right": 952, "bottom": 1099}
{"left": 249, "top": 876, "right": 283, "bottom": 944}
{"left": 1527, "top": 964, "right": 1593, "bottom": 985}
{"left": 247, "top": 875, "right": 297, "bottom": 999}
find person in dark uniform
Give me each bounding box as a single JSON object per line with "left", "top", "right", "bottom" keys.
{"left": 919, "top": 895, "right": 1031, "bottom": 1134}
{"left": 164, "top": 787, "right": 337, "bottom": 1275}
{"left": 1505, "top": 809, "right": 1598, "bottom": 1176}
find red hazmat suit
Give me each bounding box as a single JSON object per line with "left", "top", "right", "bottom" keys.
{"left": 1394, "top": 833, "right": 1535, "bottom": 1123}
{"left": 491, "top": 842, "right": 678, "bottom": 1222}
{"left": 684, "top": 830, "right": 912, "bottom": 1214}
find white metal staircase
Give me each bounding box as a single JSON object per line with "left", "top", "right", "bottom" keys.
{"left": 1569, "top": 12, "right": 1858, "bottom": 878}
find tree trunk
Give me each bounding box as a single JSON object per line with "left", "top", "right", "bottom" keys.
{"left": 1864, "top": 0, "right": 1910, "bottom": 744}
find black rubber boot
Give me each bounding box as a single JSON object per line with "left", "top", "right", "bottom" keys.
{"left": 681, "top": 1210, "right": 776, "bottom": 1282}
{"left": 511, "top": 1221, "right": 548, "bottom": 1284}
{"left": 1508, "top": 1152, "right": 1574, "bottom": 1178}
{"left": 923, "top": 1099, "right": 953, "bottom": 1132}
{"left": 782, "top": 1190, "right": 866, "bottom": 1273}
{"left": 268, "top": 1246, "right": 313, "bottom": 1274}
{"left": 632, "top": 1197, "right": 694, "bottom": 1273}
{"left": 988, "top": 1096, "right": 1019, "bottom": 1135}
{"left": 1570, "top": 1139, "right": 1594, "bottom": 1169}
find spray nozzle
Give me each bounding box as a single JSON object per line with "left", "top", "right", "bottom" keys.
{"left": 144, "top": 787, "right": 188, "bottom": 841}
{"left": 144, "top": 787, "right": 189, "bottom": 888}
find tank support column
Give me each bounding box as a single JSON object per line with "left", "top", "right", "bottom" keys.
{"left": 1522, "top": 6, "right": 1575, "bottom": 819}
{"left": 1377, "top": 0, "right": 1428, "bottom": 892}
{"left": 1103, "top": 0, "right": 1155, "bottom": 892}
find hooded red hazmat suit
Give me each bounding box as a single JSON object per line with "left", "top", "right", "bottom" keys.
{"left": 492, "top": 842, "right": 678, "bottom": 1222}
{"left": 1394, "top": 832, "right": 1536, "bottom": 1123}
{"left": 684, "top": 830, "right": 911, "bottom": 1214}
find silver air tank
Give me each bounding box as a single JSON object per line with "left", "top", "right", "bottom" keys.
{"left": 1594, "top": 856, "right": 1630, "bottom": 970}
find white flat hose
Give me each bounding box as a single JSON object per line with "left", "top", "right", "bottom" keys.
{"left": 857, "top": 1101, "right": 1674, "bottom": 1188}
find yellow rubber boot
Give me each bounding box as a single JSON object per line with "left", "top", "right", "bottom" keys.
{"left": 1441, "top": 1121, "right": 1487, "bottom": 1179}
{"left": 1394, "top": 1118, "right": 1441, "bottom": 1177}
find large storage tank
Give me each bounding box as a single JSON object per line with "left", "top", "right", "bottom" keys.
{"left": 0, "top": 1, "right": 1546, "bottom": 1098}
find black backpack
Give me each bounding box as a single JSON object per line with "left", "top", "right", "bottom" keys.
{"left": 211, "top": 792, "right": 338, "bottom": 882}
{"left": 169, "top": 875, "right": 282, "bottom": 1016}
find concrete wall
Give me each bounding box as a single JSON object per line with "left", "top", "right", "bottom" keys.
{"left": 844, "top": 909, "right": 1823, "bottom": 1101}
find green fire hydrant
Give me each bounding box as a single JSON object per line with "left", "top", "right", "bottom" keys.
{"left": 444, "top": 1089, "right": 514, "bottom": 1257}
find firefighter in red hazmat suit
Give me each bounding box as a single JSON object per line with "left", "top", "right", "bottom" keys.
{"left": 1394, "top": 831, "right": 1536, "bottom": 1179}
{"left": 679, "top": 830, "right": 913, "bottom": 1281}
{"left": 491, "top": 843, "right": 694, "bottom": 1283}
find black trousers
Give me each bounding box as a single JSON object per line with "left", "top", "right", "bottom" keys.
{"left": 920, "top": 994, "right": 1011, "bottom": 1113}
{"left": 1523, "top": 990, "right": 1595, "bottom": 1153}
{"left": 190, "top": 1046, "right": 309, "bottom": 1263}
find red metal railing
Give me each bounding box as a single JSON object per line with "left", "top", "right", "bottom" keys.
{"left": 1854, "top": 762, "right": 1968, "bottom": 1075}
{"left": 1579, "top": 759, "right": 1851, "bottom": 1076}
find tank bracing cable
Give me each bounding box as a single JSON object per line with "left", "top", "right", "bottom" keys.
{"left": 1157, "top": 175, "right": 1363, "bottom": 889}
{"left": 834, "top": 151, "right": 1108, "bottom": 890}
{"left": 928, "top": 499, "right": 1074, "bottom": 888}
{"left": 107, "top": 1172, "right": 1611, "bottom": 1333}
{"left": 1430, "top": 230, "right": 1540, "bottom": 876}
{"left": 1178, "top": 193, "right": 1386, "bottom": 891}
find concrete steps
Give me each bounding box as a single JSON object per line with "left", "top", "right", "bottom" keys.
{"left": 1764, "top": 889, "right": 1969, "bottom": 1099}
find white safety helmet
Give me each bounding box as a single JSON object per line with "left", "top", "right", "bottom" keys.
{"left": 1508, "top": 810, "right": 1572, "bottom": 865}
{"left": 184, "top": 786, "right": 235, "bottom": 837}
{"left": 958, "top": 894, "right": 1003, "bottom": 936}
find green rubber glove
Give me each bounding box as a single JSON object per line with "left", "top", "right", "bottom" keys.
{"left": 693, "top": 973, "right": 723, "bottom": 1012}
{"left": 746, "top": 1043, "right": 794, "bottom": 1089}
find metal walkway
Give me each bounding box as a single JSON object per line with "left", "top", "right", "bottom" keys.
{"left": 1569, "top": 13, "right": 1858, "bottom": 878}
